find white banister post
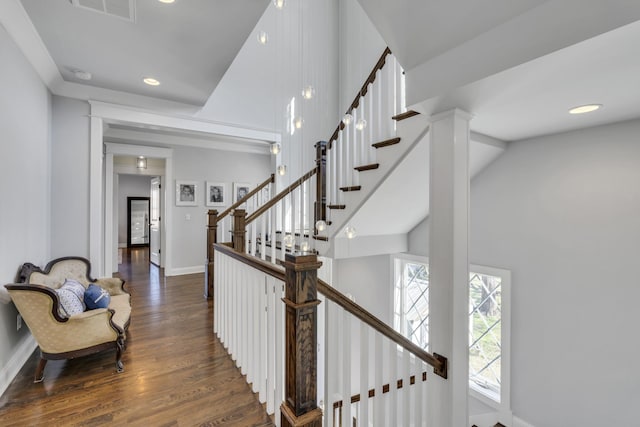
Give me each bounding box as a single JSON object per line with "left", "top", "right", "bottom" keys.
{"left": 427, "top": 108, "right": 472, "bottom": 427}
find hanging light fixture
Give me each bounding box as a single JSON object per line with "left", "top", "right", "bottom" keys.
{"left": 270, "top": 143, "right": 281, "bottom": 155}
{"left": 344, "top": 226, "right": 356, "bottom": 239}
{"left": 355, "top": 119, "right": 367, "bottom": 131}
{"left": 315, "top": 220, "right": 327, "bottom": 232}
{"left": 302, "top": 85, "right": 315, "bottom": 100}
{"left": 273, "top": 0, "right": 285, "bottom": 9}
{"left": 136, "top": 156, "right": 147, "bottom": 170}
{"left": 257, "top": 31, "right": 269, "bottom": 45}
{"left": 283, "top": 234, "right": 294, "bottom": 248}
{"left": 300, "top": 241, "right": 310, "bottom": 252}
{"left": 277, "top": 165, "right": 287, "bottom": 176}
{"left": 342, "top": 113, "right": 353, "bottom": 125}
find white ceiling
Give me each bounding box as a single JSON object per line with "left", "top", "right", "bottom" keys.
{"left": 358, "top": 0, "right": 640, "bottom": 142}
{"left": 18, "top": 0, "right": 269, "bottom": 107}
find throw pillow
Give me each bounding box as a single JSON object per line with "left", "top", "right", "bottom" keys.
{"left": 84, "top": 284, "right": 111, "bottom": 310}
{"left": 56, "top": 279, "right": 87, "bottom": 318}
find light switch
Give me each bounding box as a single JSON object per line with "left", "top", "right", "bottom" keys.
{"left": 185, "top": 214, "right": 191, "bottom": 220}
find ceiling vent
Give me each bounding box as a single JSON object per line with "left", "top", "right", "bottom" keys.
{"left": 69, "top": 0, "right": 136, "bottom": 22}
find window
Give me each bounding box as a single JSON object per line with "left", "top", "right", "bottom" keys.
{"left": 392, "top": 256, "right": 511, "bottom": 409}
{"left": 393, "top": 257, "right": 430, "bottom": 350}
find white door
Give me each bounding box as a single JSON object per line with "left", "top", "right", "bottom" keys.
{"left": 150, "top": 177, "right": 161, "bottom": 266}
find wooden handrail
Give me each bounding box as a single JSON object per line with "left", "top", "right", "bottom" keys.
{"left": 318, "top": 278, "right": 447, "bottom": 378}
{"left": 214, "top": 242, "right": 285, "bottom": 282}
{"left": 328, "top": 47, "right": 393, "bottom": 146}
{"left": 217, "top": 174, "right": 275, "bottom": 222}
{"left": 245, "top": 167, "right": 317, "bottom": 225}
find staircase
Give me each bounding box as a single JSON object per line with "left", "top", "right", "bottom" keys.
{"left": 206, "top": 48, "right": 453, "bottom": 426}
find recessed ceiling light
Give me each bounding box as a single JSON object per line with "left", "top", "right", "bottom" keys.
{"left": 158, "top": 0, "right": 175, "bottom": 3}
{"left": 73, "top": 69, "right": 92, "bottom": 81}
{"left": 143, "top": 77, "right": 160, "bottom": 86}
{"left": 569, "top": 104, "right": 602, "bottom": 114}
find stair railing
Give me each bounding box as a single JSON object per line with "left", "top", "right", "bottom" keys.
{"left": 325, "top": 48, "right": 407, "bottom": 226}
{"left": 213, "top": 244, "right": 448, "bottom": 427}
{"left": 206, "top": 174, "right": 274, "bottom": 297}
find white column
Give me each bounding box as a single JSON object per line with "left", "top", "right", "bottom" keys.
{"left": 89, "top": 116, "right": 104, "bottom": 275}
{"left": 427, "top": 108, "right": 472, "bottom": 427}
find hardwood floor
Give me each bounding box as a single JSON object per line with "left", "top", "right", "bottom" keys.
{"left": 0, "top": 248, "right": 273, "bottom": 427}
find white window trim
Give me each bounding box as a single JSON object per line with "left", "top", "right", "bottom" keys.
{"left": 390, "top": 254, "right": 512, "bottom": 415}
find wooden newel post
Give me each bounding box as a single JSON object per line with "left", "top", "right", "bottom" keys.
{"left": 314, "top": 141, "right": 327, "bottom": 229}
{"left": 206, "top": 209, "right": 218, "bottom": 299}
{"left": 281, "top": 252, "right": 323, "bottom": 427}
{"left": 232, "top": 209, "right": 246, "bottom": 253}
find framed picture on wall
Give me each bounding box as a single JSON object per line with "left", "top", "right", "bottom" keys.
{"left": 205, "top": 182, "right": 226, "bottom": 207}
{"left": 176, "top": 180, "right": 198, "bottom": 206}
{"left": 233, "top": 182, "right": 252, "bottom": 204}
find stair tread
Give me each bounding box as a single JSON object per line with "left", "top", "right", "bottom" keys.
{"left": 354, "top": 163, "right": 379, "bottom": 172}
{"left": 340, "top": 186, "right": 361, "bottom": 192}
{"left": 372, "top": 137, "right": 401, "bottom": 149}
{"left": 392, "top": 110, "right": 420, "bottom": 121}
{"left": 313, "top": 235, "right": 329, "bottom": 241}
{"left": 327, "top": 204, "right": 346, "bottom": 209}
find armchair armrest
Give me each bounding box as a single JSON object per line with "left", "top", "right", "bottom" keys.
{"left": 94, "top": 277, "right": 127, "bottom": 296}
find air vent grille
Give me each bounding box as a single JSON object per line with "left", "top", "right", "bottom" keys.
{"left": 70, "top": 0, "right": 136, "bottom": 22}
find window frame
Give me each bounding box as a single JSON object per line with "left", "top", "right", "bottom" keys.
{"left": 390, "top": 254, "right": 511, "bottom": 413}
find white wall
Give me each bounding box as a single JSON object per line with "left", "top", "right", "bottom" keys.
{"left": 118, "top": 175, "right": 152, "bottom": 245}
{"left": 338, "top": 0, "right": 387, "bottom": 114}
{"left": 170, "top": 146, "right": 271, "bottom": 273}
{"left": 0, "top": 24, "right": 51, "bottom": 388}
{"left": 51, "top": 96, "right": 90, "bottom": 258}
{"left": 333, "top": 254, "right": 392, "bottom": 324}
{"left": 409, "top": 119, "right": 640, "bottom": 426}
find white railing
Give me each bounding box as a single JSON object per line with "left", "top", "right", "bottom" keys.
{"left": 214, "top": 246, "right": 443, "bottom": 427}
{"left": 213, "top": 249, "right": 285, "bottom": 424}
{"left": 326, "top": 49, "right": 406, "bottom": 213}
{"left": 322, "top": 297, "right": 429, "bottom": 426}
{"left": 241, "top": 168, "right": 318, "bottom": 263}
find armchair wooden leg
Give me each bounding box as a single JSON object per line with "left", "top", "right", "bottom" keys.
{"left": 116, "top": 338, "right": 125, "bottom": 373}
{"left": 34, "top": 358, "right": 47, "bottom": 383}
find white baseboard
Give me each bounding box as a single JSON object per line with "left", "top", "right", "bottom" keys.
{"left": 0, "top": 334, "right": 37, "bottom": 398}
{"left": 166, "top": 265, "right": 205, "bottom": 276}
{"left": 513, "top": 416, "right": 536, "bottom": 427}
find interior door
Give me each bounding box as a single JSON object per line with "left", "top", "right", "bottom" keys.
{"left": 150, "top": 177, "right": 161, "bottom": 266}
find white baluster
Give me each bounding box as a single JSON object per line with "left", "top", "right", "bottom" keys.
{"left": 275, "top": 281, "right": 285, "bottom": 425}
{"left": 266, "top": 277, "right": 276, "bottom": 415}
{"left": 341, "top": 309, "right": 351, "bottom": 427}
{"left": 374, "top": 70, "right": 382, "bottom": 163}
{"left": 260, "top": 213, "right": 266, "bottom": 260}
{"left": 374, "top": 333, "right": 384, "bottom": 426}
{"left": 388, "top": 335, "right": 397, "bottom": 426}
{"left": 359, "top": 322, "right": 369, "bottom": 427}
{"left": 402, "top": 348, "right": 411, "bottom": 426}
{"left": 257, "top": 277, "right": 267, "bottom": 403}
{"left": 414, "top": 358, "right": 424, "bottom": 427}
{"left": 270, "top": 204, "right": 277, "bottom": 264}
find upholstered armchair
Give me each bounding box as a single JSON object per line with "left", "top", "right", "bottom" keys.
{"left": 5, "top": 257, "right": 131, "bottom": 382}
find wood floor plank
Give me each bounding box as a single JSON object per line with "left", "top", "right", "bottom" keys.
{"left": 0, "top": 248, "right": 273, "bottom": 427}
